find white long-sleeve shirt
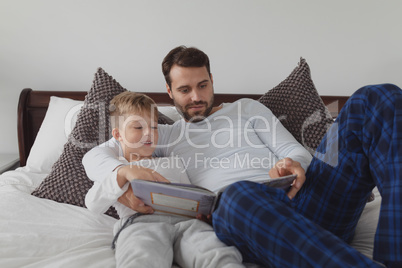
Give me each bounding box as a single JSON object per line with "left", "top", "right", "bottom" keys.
{"left": 83, "top": 98, "right": 312, "bottom": 196}
{"left": 85, "top": 156, "right": 190, "bottom": 218}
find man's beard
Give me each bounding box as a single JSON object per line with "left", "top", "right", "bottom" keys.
{"left": 173, "top": 95, "right": 214, "bottom": 123}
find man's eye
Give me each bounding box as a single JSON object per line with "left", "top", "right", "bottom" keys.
{"left": 200, "top": 84, "right": 207, "bottom": 89}
{"left": 180, "top": 89, "right": 189, "bottom": 93}
{"left": 151, "top": 126, "right": 158, "bottom": 129}
{"left": 133, "top": 126, "right": 143, "bottom": 129}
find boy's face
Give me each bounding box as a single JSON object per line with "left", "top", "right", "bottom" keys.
{"left": 114, "top": 112, "right": 158, "bottom": 161}
{"left": 166, "top": 65, "right": 214, "bottom": 122}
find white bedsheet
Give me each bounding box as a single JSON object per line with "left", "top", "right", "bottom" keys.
{"left": 0, "top": 168, "right": 116, "bottom": 268}
{"left": 0, "top": 168, "right": 381, "bottom": 267}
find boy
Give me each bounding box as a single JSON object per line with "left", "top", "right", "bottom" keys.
{"left": 84, "top": 91, "right": 244, "bottom": 268}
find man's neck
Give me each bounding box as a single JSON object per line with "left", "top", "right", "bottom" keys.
{"left": 210, "top": 105, "right": 222, "bottom": 115}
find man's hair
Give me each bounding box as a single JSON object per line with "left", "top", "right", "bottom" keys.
{"left": 162, "top": 46, "right": 211, "bottom": 89}
{"left": 109, "top": 91, "right": 158, "bottom": 129}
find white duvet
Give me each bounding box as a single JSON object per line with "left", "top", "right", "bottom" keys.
{"left": 0, "top": 168, "right": 116, "bottom": 268}
{"left": 0, "top": 167, "right": 381, "bottom": 268}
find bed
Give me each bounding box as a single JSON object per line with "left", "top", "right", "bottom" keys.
{"left": 0, "top": 62, "right": 381, "bottom": 267}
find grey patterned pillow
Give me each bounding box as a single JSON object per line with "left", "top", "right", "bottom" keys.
{"left": 32, "top": 68, "right": 126, "bottom": 219}
{"left": 31, "top": 68, "right": 176, "bottom": 219}
{"left": 258, "top": 58, "right": 333, "bottom": 154}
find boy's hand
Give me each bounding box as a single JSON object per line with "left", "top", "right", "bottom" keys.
{"left": 118, "top": 165, "right": 169, "bottom": 183}
{"left": 116, "top": 165, "right": 169, "bottom": 213}
{"left": 118, "top": 184, "right": 154, "bottom": 214}
{"left": 269, "top": 157, "right": 306, "bottom": 200}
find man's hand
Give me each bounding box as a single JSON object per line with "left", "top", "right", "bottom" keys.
{"left": 269, "top": 157, "right": 306, "bottom": 200}
{"left": 116, "top": 165, "right": 169, "bottom": 213}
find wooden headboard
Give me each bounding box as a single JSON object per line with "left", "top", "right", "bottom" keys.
{"left": 17, "top": 88, "right": 349, "bottom": 166}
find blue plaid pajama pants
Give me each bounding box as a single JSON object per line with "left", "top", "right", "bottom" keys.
{"left": 213, "top": 84, "right": 402, "bottom": 267}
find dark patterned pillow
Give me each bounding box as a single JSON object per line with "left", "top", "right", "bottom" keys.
{"left": 31, "top": 68, "right": 126, "bottom": 219}
{"left": 158, "top": 111, "right": 175, "bottom": 125}
{"left": 259, "top": 58, "right": 333, "bottom": 154}
{"left": 31, "top": 68, "right": 175, "bottom": 219}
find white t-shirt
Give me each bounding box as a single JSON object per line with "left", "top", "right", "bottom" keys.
{"left": 83, "top": 99, "right": 312, "bottom": 195}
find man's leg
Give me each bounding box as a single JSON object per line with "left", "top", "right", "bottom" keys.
{"left": 296, "top": 84, "right": 402, "bottom": 266}
{"left": 213, "top": 181, "right": 382, "bottom": 267}
{"left": 213, "top": 84, "right": 402, "bottom": 267}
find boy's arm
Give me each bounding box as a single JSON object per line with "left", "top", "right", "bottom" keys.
{"left": 82, "top": 138, "right": 127, "bottom": 182}
{"left": 85, "top": 169, "right": 127, "bottom": 214}
{"left": 82, "top": 138, "right": 143, "bottom": 213}
{"left": 115, "top": 165, "right": 170, "bottom": 213}
{"left": 85, "top": 162, "right": 171, "bottom": 214}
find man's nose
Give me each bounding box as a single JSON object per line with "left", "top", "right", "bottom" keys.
{"left": 190, "top": 90, "right": 202, "bottom": 102}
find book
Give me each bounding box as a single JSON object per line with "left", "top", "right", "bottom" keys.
{"left": 131, "top": 174, "right": 297, "bottom": 218}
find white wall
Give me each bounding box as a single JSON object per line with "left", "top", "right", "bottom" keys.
{"left": 1, "top": 0, "right": 401, "bottom": 154}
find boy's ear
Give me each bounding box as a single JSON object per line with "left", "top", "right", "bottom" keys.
{"left": 112, "top": 128, "right": 122, "bottom": 141}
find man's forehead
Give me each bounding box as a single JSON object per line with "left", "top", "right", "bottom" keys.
{"left": 170, "top": 65, "right": 210, "bottom": 84}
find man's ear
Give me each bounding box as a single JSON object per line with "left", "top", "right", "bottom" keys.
{"left": 166, "top": 83, "right": 173, "bottom": 99}
{"left": 112, "top": 128, "right": 122, "bottom": 141}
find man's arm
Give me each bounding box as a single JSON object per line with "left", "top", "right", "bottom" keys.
{"left": 251, "top": 100, "right": 312, "bottom": 199}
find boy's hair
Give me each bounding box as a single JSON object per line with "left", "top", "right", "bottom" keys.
{"left": 162, "top": 46, "right": 211, "bottom": 89}
{"left": 109, "top": 91, "right": 158, "bottom": 129}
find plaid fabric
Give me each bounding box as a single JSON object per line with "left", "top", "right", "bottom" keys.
{"left": 213, "top": 84, "right": 402, "bottom": 267}
{"left": 213, "top": 181, "right": 380, "bottom": 267}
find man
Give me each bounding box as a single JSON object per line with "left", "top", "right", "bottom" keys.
{"left": 83, "top": 46, "right": 401, "bottom": 267}
{"left": 213, "top": 82, "right": 402, "bottom": 267}
{"left": 84, "top": 46, "right": 309, "bottom": 209}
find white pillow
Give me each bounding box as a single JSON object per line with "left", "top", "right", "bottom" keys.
{"left": 350, "top": 187, "right": 381, "bottom": 259}
{"left": 158, "top": 106, "right": 182, "bottom": 122}
{"left": 25, "top": 97, "right": 83, "bottom": 174}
